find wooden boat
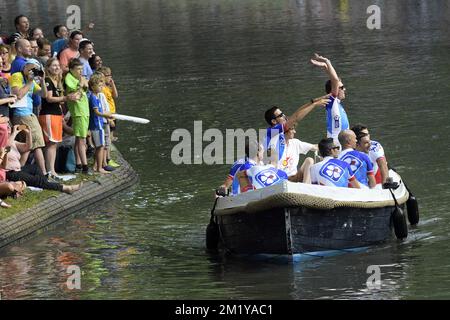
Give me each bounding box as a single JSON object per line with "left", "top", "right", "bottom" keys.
{"left": 207, "top": 169, "right": 418, "bottom": 259}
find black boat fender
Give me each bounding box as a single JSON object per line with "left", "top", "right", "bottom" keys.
{"left": 206, "top": 190, "right": 223, "bottom": 251}
{"left": 406, "top": 192, "right": 419, "bottom": 226}
{"left": 206, "top": 215, "right": 219, "bottom": 251}
{"left": 388, "top": 165, "right": 419, "bottom": 226}
{"left": 392, "top": 206, "right": 408, "bottom": 240}
{"left": 385, "top": 180, "right": 408, "bottom": 239}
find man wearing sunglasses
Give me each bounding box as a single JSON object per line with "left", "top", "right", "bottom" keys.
{"left": 311, "top": 53, "right": 349, "bottom": 146}
{"left": 264, "top": 95, "right": 329, "bottom": 168}
{"left": 310, "top": 138, "right": 360, "bottom": 189}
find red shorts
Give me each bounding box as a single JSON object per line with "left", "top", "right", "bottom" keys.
{"left": 39, "top": 114, "right": 63, "bottom": 143}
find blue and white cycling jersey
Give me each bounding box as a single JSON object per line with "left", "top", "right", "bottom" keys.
{"left": 338, "top": 148, "right": 374, "bottom": 186}
{"left": 264, "top": 123, "right": 286, "bottom": 165}
{"left": 227, "top": 158, "right": 246, "bottom": 195}
{"left": 311, "top": 156, "right": 355, "bottom": 188}
{"left": 368, "top": 140, "right": 386, "bottom": 184}
{"left": 326, "top": 96, "right": 349, "bottom": 144}
{"left": 245, "top": 164, "right": 288, "bottom": 190}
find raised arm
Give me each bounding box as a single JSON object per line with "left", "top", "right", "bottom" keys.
{"left": 10, "top": 74, "right": 34, "bottom": 100}
{"left": 109, "top": 78, "right": 118, "bottom": 99}
{"left": 15, "top": 126, "right": 33, "bottom": 154}
{"left": 81, "top": 22, "right": 95, "bottom": 36}
{"left": 285, "top": 96, "right": 330, "bottom": 130}
{"left": 34, "top": 70, "right": 47, "bottom": 98}
{"left": 310, "top": 53, "right": 340, "bottom": 97}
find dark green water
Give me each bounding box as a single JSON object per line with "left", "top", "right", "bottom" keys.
{"left": 0, "top": 0, "right": 449, "bottom": 299}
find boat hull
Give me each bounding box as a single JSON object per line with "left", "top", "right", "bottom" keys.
{"left": 216, "top": 204, "right": 399, "bottom": 255}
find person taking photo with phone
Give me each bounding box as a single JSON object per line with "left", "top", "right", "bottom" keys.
{"left": 8, "top": 58, "right": 48, "bottom": 175}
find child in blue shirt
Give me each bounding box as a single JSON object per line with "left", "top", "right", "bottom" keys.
{"left": 88, "top": 73, "right": 114, "bottom": 174}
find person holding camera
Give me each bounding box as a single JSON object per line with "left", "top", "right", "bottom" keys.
{"left": 8, "top": 58, "right": 47, "bottom": 175}
{"left": 10, "top": 39, "right": 33, "bottom": 74}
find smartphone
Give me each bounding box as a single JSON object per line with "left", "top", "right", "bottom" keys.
{"left": 5, "top": 146, "right": 11, "bottom": 153}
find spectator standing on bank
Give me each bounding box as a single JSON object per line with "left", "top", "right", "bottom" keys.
{"left": 64, "top": 58, "right": 91, "bottom": 175}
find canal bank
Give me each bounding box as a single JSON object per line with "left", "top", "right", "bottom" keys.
{"left": 0, "top": 146, "right": 138, "bottom": 250}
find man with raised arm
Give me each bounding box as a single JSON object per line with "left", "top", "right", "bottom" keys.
{"left": 311, "top": 53, "right": 349, "bottom": 146}
{"left": 264, "top": 96, "right": 329, "bottom": 168}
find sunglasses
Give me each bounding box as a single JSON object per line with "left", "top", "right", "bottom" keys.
{"left": 339, "top": 85, "right": 345, "bottom": 90}
{"left": 331, "top": 146, "right": 340, "bottom": 150}
{"left": 273, "top": 112, "right": 285, "bottom": 119}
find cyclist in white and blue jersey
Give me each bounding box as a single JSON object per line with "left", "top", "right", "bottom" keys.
{"left": 311, "top": 53, "right": 349, "bottom": 146}
{"left": 310, "top": 138, "right": 360, "bottom": 189}
{"left": 263, "top": 96, "right": 330, "bottom": 167}
{"left": 352, "top": 124, "right": 389, "bottom": 186}
{"left": 217, "top": 158, "right": 247, "bottom": 196}
{"left": 235, "top": 140, "right": 288, "bottom": 193}
{"left": 337, "top": 130, "right": 375, "bottom": 188}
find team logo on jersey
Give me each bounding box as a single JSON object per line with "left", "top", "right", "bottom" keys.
{"left": 320, "top": 162, "right": 345, "bottom": 182}
{"left": 334, "top": 115, "right": 340, "bottom": 128}
{"left": 341, "top": 154, "right": 362, "bottom": 173}
{"left": 282, "top": 156, "right": 291, "bottom": 168}
{"left": 255, "top": 169, "right": 280, "bottom": 187}
{"left": 370, "top": 141, "right": 381, "bottom": 153}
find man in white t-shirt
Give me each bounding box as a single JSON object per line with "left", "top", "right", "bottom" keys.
{"left": 278, "top": 125, "right": 318, "bottom": 183}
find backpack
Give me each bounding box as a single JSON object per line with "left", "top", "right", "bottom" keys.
{"left": 55, "top": 145, "right": 76, "bottom": 173}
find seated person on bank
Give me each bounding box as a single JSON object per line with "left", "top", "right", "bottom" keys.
{"left": 310, "top": 138, "right": 360, "bottom": 188}
{"left": 2, "top": 123, "right": 82, "bottom": 194}
{"left": 337, "top": 129, "right": 376, "bottom": 189}
{"left": 279, "top": 125, "right": 317, "bottom": 183}
{"left": 236, "top": 140, "right": 288, "bottom": 193}
{"left": 0, "top": 120, "right": 27, "bottom": 208}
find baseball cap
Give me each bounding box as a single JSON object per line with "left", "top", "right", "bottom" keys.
{"left": 22, "top": 58, "right": 42, "bottom": 70}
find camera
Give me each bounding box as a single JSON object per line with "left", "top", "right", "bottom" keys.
{"left": 215, "top": 186, "right": 228, "bottom": 197}
{"left": 17, "top": 124, "right": 28, "bottom": 131}
{"left": 382, "top": 177, "right": 399, "bottom": 190}
{"left": 30, "top": 68, "right": 44, "bottom": 77}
